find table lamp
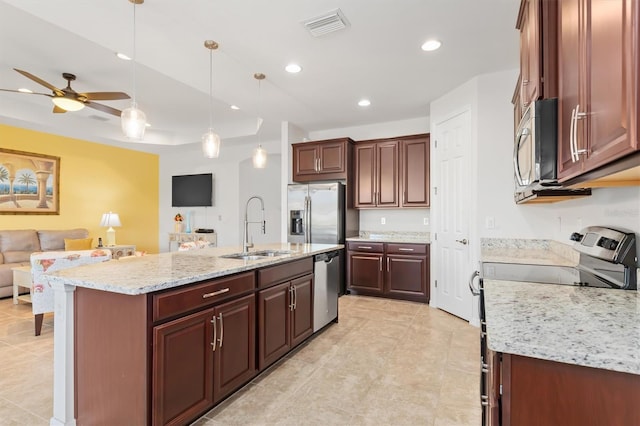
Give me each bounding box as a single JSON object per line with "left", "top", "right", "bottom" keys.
{"left": 100, "top": 212, "right": 122, "bottom": 246}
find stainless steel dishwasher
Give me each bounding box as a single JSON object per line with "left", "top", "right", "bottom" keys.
{"left": 313, "top": 250, "right": 340, "bottom": 332}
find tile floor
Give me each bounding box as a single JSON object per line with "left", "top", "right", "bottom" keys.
{"left": 0, "top": 295, "right": 480, "bottom": 426}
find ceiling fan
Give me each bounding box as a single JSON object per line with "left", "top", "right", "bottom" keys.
{"left": 0, "top": 68, "right": 130, "bottom": 117}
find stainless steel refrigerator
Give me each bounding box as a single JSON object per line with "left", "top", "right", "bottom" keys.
{"left": 287, "top": 182, "right": 358, "bottom": 297}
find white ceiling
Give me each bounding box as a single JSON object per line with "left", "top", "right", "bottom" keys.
{"left": 0, "top": 0, "right": 519, "bottom": 153}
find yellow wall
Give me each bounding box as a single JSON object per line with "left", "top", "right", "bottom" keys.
{"left": 0, "top": 124, "right": 159, "bottom": 253}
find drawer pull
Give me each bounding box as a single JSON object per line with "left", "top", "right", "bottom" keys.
{"left": 358, "top": 246, "right": 372, "bottom": 249}
{"left": 398, "top": 248, "right": 414, "bottom": 252}
{"left": 202, "top": 288, "right": 230, "bottom": 299}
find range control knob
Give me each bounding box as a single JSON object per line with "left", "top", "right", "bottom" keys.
{"left": 570, "top": 232, "right": 583, "bottom": 242}
{"left": 597, "top": 237, "right": 618, "bottom": 250}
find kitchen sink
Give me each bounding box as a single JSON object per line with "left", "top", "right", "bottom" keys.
{"left": 219, "top": 250, "right": 296, "bottom": 260}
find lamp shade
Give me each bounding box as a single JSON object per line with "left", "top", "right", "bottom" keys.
{"left": 202, "top": 129, "right": 221, "bottom": 158}
{"left": 253, "top": 145, "right": 267, "bottom": 168}
{"left": 121, "top": 102, "right": 147, "bottom": 140}
{"left": 52, "top": 96, "right": 85, "bottom": 112}
{"left": 100, "top": 212, "right": 122, "bottom": 228}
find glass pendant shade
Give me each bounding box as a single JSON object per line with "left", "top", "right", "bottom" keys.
{"left": 121, "top": 102, "right": 147, "bottom": 140}
{"left": 202, "top": 129, "right": 221, "bottom": 158}
{"left": 252, "top": 145, "right": 267, "bottom": 168}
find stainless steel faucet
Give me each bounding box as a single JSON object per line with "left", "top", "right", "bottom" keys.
{"left": 243, "top": 195, "right": 265, "bottom": 253}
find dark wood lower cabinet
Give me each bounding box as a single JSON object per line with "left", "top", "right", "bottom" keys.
{"left": 500, "top": 354, "right": 640, "bottom": 426}
{"left": 258, "top": 273, "right": 314, "bottom": 370}
{"left": 347, "top": 242, "right": 429, "bottom": 303}
{"left": 153, "top": 309, "right": 214, "bottom": 426}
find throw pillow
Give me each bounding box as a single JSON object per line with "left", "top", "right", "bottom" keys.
{"left": 64, "top": 237, "right": 94, "bottom": 251}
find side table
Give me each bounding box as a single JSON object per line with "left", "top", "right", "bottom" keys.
{"left": 12, "top": 265, "right": 32, "bottom": 305}
{"left": 97, "top": 244, "right": 136, "bottom": 260}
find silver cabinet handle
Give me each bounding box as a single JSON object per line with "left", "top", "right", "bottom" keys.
{"left": 398, "top": 248, "right": 414, "bottom": 252}
{"left": 203, "top": 288, "right": 230, "bottom": 299}
{"left": 289, "top": 286, "right": 294, "bottom": 311}
{"left": 292, "top": 285, "right": 297, "bottom": 310}
{"left": 217, "top": 313, "right": 224, "bottom": 348}
{"left": 570, "top": 106, "right": 577, "bottom": 162}
{"left": 387, "top": 257, "right": 390, "bottom": 271}
{"left": 455, "top": 239, "right": 468, "bottom": 245}
{"left": 358, "top": 246, "right": 372, "bottom": 249}
{"left": 211, "top": 316, "right": 217, "bottom": 351}
{"left": 481, "top": 400, "right": 489, "bottom": 407}
{"left": 469, "top": 270, "right": 480, "bottom": 295}
{"left": 318, "top": 157, "right": 322, "bottom": 171}
{"left": 379, "top": 257, "right": 383, "bottom": 271}
{"left": 574, "top": 104, "right": 588, "bottom": 157}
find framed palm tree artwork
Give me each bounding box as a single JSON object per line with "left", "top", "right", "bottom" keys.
{"left": 0, "top": 148, "right": 60, "bottom": 214}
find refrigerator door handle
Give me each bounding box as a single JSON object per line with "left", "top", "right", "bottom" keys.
{"left": 305, "top": 195, "right": 311, "bottom": 244}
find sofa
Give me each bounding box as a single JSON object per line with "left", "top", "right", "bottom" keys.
{"left": 0, "top": 228, "right": 90, "bottom": 299}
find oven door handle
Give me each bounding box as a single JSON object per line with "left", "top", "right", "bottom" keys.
{"left": 469, "top": 270, "right": 480, "bottom": 296}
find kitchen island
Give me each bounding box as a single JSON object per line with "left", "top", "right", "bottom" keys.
{"left": 483, "top": 279, "right": 640, "bottom": 425}
{"left": 44, "top": 242, "right": 342, "bottom": 426}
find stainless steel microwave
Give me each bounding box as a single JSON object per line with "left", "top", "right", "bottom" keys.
{"left": 513, "top": 98, "right": 558, "bottom": 192}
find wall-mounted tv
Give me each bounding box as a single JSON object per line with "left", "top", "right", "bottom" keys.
{"left": 171, "top": 173, "right": 213, "bottom": 207}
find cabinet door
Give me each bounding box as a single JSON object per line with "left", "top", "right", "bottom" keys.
{"left": 401, "top": 137, "right": 430, "bottom": 207}
{"left": 386, "top": 255, "right": 428, "bottom": 302}
{"left": 213, "top": 294, "right": 256, "bottom": 403}
{"left": 290, "top": 274, "right": 314, "bottom": 348}
{"left": 582, "top": 0, "right": 638, "bottom": 171}
{"left": 557, "top": 0, "right": 584, "bottom": 179}
{"left": 318, "top": 140, "right": 346, "bottom": 174}
{"left": 524, "top": 0, "right": 542, "bottom": 104}
{"left": 377, "top": 141, "right": 399, "bottom": 207}
{"left": 293, "top": 143, "right": 319, "bottom": 178}
{"left": 257, "top": 281, "right": 291, "bottom": 370}
{"left": 354, "top": 143, "right": 377, "bottom": 207}
{"left": 347, "top": 251, "right": 384, "bottom": 294}
{"left": 152, "top": 309, "right": 214, "bottom": 426}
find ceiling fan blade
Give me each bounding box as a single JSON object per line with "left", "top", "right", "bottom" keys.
{"left": 85, "top": 101, "right": 122, "bottom": 117}
{"left": 0, "top": 88, "right": 53, "bottom": 97}
{"left": 14, "top": 68, "right": 64, "bottom": 96}
{"left": 53, "top": 105, "right": 67, "bottom": 114}
{"left": 80, "top": 91, "right": 130, "bottom": 101}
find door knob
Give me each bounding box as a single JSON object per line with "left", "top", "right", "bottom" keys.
{"left": 455, "top": 239, "right": 468, "bottom": 245}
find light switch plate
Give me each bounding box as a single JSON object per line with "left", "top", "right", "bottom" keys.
{"left": 381, "top": 217, "right": 386, "bottom": 225}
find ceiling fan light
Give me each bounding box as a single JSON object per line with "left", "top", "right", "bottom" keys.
{"left": 202, "top": 129, "right": 221, "bottom": 158}
{"left": 121, "top": 102, "right": 147, "bottom": 140}
{"left": 253, "top": 145, "right": 267, "bottom": 168}
{"left": 52, "top": 96, "right": 85, "bottom": 111}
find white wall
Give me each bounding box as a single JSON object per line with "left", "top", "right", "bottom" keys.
{"left": 158, "top": 137, "right": 281, "bottom": 252}
{"left": 309, "top": 117, "right": 431, "bottom": 233}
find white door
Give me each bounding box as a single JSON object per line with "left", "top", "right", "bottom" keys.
{"left": 433, "top": 109, "right": 472, "bottom": 320}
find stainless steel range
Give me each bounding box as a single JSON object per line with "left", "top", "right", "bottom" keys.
{"left": 469, "top": 226, "right": 638, "bottom": 426}
{"left": 482, "top": 226, "right": 637, "bottom": 290}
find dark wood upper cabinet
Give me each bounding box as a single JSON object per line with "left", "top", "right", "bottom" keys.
{"left": 516, "top": 0, "right": 558, "bottom": 112}
{"left": 401, "top": 135, "right": 430, "bottom": 207}
{"left": 292, "top": 138, "right": 353, "bottom": 182}
{"left": 558, "top": 0, "right": 639, "bottom": 182}
{"left": 354, "top": 134, "right": 429, "bottom": 209}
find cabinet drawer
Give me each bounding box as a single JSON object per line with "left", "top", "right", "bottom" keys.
{"left": 386, "top": 243, "right": 428, "bottom": 255}
{"left": 258, "top": 257, "right": 313, "bottom": 289}
{"left": 346, "top": 241, "right": 385, "bottom": 253}
{"left": 153, "top": 271, "right": 255, "bottom": 322}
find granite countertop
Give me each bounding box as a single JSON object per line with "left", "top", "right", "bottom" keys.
{"left": 484, "top": 279, "right": 640, "bottom": 375}
{"left": 45, "top": 243, "right": 341, "bottom": 296}
{"left": 346, "top": 231, "right": 430, "bottom": 244}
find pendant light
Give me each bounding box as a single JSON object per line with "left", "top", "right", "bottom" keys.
{"left": 202, "top": 40, "right": 221, "bottom": 158}
{"left": 121, "top": 0, "right": 147, "bottom": 140}
{"left": 252, "top": 73, "right": 267, "bottom": 168}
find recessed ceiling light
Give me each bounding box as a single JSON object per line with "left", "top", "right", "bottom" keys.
{"left": 358, "top": 99, "right": 371, "bottom": 107}
{"left": 230, "top": 105, "right": 240, "bottom": 110}
{"left": 421, "top": 39, "right": 442, "bottom": 52}
{"left": 116, "top": 52, "right": 132, "bottom": 61}
{"left": 285, "top": 63, "right": 302, "bottom": 73}
{"left": 18, "top": 88, "right": 33, "bottom": 93}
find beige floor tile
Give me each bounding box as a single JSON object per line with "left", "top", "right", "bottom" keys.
{"left": 0, "top": 294, "right": 480, "bottom": 426}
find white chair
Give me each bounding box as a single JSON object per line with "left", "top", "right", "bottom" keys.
{"left": 30, "top": 249, "right": 112, "bottom": 336}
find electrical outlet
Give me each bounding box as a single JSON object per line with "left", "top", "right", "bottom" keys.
{"left": 423, "top": 217, "right": 429, "bottom": 225}
{"left": 381, "top": 217, "right": 386, "bottom": 225}
{"left": 485, "top": 216, "right": 495, "bottom": 229}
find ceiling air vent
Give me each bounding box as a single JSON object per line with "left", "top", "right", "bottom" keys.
{"left": 303, "top": 9, "right": 350, "bottom": 37}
